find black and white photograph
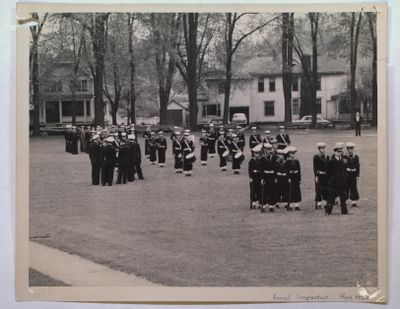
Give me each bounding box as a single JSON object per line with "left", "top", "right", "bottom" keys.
{"left": 15, "top": 2, "right": 387, "bottom": 303}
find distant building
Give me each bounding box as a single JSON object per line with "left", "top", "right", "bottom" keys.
{"left": 200, "top": 55, "right": 351, "bottom": 124}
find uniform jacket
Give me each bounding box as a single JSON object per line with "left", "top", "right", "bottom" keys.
{"left": 249, "top": 134, "right": 262, "bottom": 149}
{"left": 103, "top": 145, "right": 117, "bottom": 165}
{"left": 344, "top": 154, "right": 360, "bottom": 178}
{"left": 88, "top": 142, "right": 103, "bottom": 165}
{"left": 313, "top": 154, "right": 329, "bottom": 176}
{"left": 276, "top": 133, "right": 291, "bottom": 147}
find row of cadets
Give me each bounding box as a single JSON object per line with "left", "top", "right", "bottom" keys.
{"left": 172, "top": 131, "right": 183, "bottom": 173}
{"left": 313, "top": 142, "right": 329, "bottom": 209}
{"left": 64, "top": 125, "right": 80, "bottom": 155}
{"left": 199, "top": 129, "right": 209, "bottom": 166}
{"left": 229, "top": 133, "right": 245, "bottom": 174}
{"left": 182, "top": 130, "right": 195, "bottom": 176}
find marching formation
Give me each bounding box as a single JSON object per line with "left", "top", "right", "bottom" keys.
{"left": 64, "top": 123, "right": 361, "bottom": 214}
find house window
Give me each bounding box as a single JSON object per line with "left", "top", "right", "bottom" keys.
{"left": 316, "top": 98, "right": 322, "bottom": 114}
{"left": 264, "top": 101, "right": 275, "bottom": 116}
{"left": 292, "top": 77, "right": 299, "bottom": 92}
{"left": 45, "top": 80, "right": 63, "bottom": 93}
{"left": 62, "top": 101, "right": 85, "bottom": 117}
{"left": 202, "top": 104, "right": 221, "bottom": 117}
{"left": 316, "top": 76, "right": 321, "bottom": 91}
{"left": 292, "top": 98, "right": 300, "bottom": 115}
{"left": 269, "top": 77, "right": 275, "bottom": 92}
{"left": 218, "top": 82, "right": 225, "bottom": 94}
{"left": 70, "top": 80, "right": 88, "bottom": 92}
{"left": 86, "top": 101, "right": 91, "bottom": 116}
{"left": 257, "top": 77, "right": 264, "bottom": 92}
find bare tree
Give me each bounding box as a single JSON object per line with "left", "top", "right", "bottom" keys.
{"left": 281, "top": 13, "right": 294, "bottom": 123}
{"left": 30, "top": 12, "right": 49, "bottom": 136}
{"left": 222, "top": 13, "right": 279, "bottom": 124}
{"left": 350, "top": 12, "right": 363, "bottom": 119}
{"left": 127, "top": 13, "right": 137, "bottom": 125}
{"left": 367, "top": 12, "right": 377, "bottom": 127}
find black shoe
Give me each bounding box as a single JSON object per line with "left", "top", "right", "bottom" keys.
{"left": 275, "top": 204, "right": 279, "bottom": 209}
{"left": 295, "top": 206, "right": 301, "bottom": 211}
{"left": 261, "top": 208, "right": 266, "bottom": 213}
{"left": 269, "top": 207, "right": 274, "bottom": 212}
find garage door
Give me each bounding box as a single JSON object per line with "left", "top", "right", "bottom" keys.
{"left": 229, "top": 106, "right": 249, "bottom": 124}
{"left": 166, "top": 109, "right": 183, "bottom": 126}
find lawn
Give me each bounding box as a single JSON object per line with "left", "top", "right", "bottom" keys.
{"left": 29, "top": 128, "right": 378, "bottom": 287}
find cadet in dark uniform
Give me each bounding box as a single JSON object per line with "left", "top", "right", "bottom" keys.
{"left": 127, "top": 134, "right": 144, "bottom": 180}
{"left": 116, "top": 139, "right": 130, "bottom": 184}
{"left": 102, "top": 137, "right": 117, "bottom": 186}
{"left": 157, "top": 130, "right": 167, "bottom": 167}
{"left": 148, "top": 132, "right": 157, "bottom": 165}
{"left": 345, "top": 142, "right": 360, "bottom": 207}
{"left": 181, "top": 130, "right": 195, "bottom": 176}
{"left": 249, "top": 127, "right": 262, "bottom": 157}
{"left": 287, "top": 146, "right": 301, "bottom": 210}
{"left": 65, "top": 125, "right": 71, "bottom": 153}
{"left": 325, "top": 143, "right": 349, "bottom": 215}
{"left": 170, "top": 126, "right": 179, "bottom": 151}
{"left": 262, "top": 130, "right": 273, "bottom": 144}
{"left": 199, "top": 129, "right": 209, "bottom": 166}
{"left": 259, "top": 143, "right": 276, "bottom": 212}
{"left": 274, "top": 149, "right": 290, "bottom": 209}
{"left": 354, "top": 111, "right": 363, "bottom": 136}
{"left": 236, "top": 126, "right": 245, "bottom": 151}
{"left": 143, "top": 125, "right": 151, "bottom": 157}
{"left": 229, "top": 134, "right": 243, "bottom": 174}
{"left": 217, "top": 131, "right": 229, "bottom": 171}
{"left": 84, "top": 127, "right": 92, "bottom": 153}
{"left": 313, "top": 142, "right": 329, "bottom": 209}
{"left": 172, "top": 132, "right": 183, "bottom": 173}
{"left": 87, "top": 134, "right": 103, "bottom": 185}
{"left": 248, "top": 144, "right": 263, "bottom": 209}
{"left": 70, "top": 127, "right": 79, "bottom": 155}
{"left": 276, "top": 125, "right": 291, "bottom": 150}
{"left": 207, "top": 124, "right": 217, "bottom": 158}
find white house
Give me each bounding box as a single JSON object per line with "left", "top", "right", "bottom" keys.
{"left": 199, "top": 55, "right": 349, "bottom": 124}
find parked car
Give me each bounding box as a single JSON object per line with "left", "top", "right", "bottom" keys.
{"left": 231, "top": 113, "right": 248, "bottom": 125}
{"left": 292, "top": 115, "right": 335, "bottom": 129}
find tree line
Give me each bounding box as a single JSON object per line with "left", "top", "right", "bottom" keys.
{"left": 30, "top": 12, "right": 377, "bottom": 136}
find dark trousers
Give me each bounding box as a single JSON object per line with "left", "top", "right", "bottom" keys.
{"left": 144, "top": 139, "right": 149, "bottom": 155}
{"left": 315, "top": 176, "right": 329, "bottom": 201}
{"left": 127, "top": 163, "right": 135, "bottom": 182}
{"left": 219, "top": 153, "right": 227, "bottom": 167}
{"left": 134, "top": 163, "right": 144, "bottom": 179}
{"left": 261, "top": 181, "right": 275, "bottom": 205}
{"left": 91, "top": 163, "right": 101, "bottom": 185}
{"left": 200, "top": 146, "right": 208, "bottom": 161}
{"left": 117, "top": 164, "right": 128, "bottom": 184}
{"left": 149, "top": 147, "right": 157, "bottom": 162}
{"left": 183, "top": 159, "right": 193, "bottom": 171}
{"left": 174, "top": 154, "right": 182, "bottom": 169}
{"left": 355, "top": 124, "right": 361, "bottom": 136}
{"left": 232, "top": 158, "right": 241, "bottom": 170}
{"left": 250, "top": 178, "right": 261, "bottom": 203}
{"left": 158, "top": 149, "right": 166, "bottom": 164}
{"left": 208, "top": 141, "right": 216, "bottom": 154}
{"left": 276, "top": 178, "right": 289, "bottom": 203}
{"left": 326, "top": 187, "right": 348, "bottom": 214}
{"left": 103, "top": 163, "right": 114, "bottom": 186}
{"left": 348, "top": 177, "right": 359, "bottom": 200}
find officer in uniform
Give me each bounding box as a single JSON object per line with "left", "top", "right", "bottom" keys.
{"left": 236, "top": 126, "right": 245, "bottom": 151}
{"left": 143, "top": 125, "right": 152, "bottom": 157}
{"left": 217, "top": 129, "right": 229, "bottom": 171}
{"left": 229, "top": 133, "right": 243, "bottom": 174}
{"left": 172, "top": 132, "right": 183, "bottom": 173}
{"left": 181, "top": 130, "right": 195, "bottom": 176}
{"left": 87, "top": 134, "right": 103, "bottom": 185}
{"left": 148, "top": 131, "right": 157, "bottom": 165}
{"left": 199, "top": 129, "right": 209, "bottom": 166}
{"left": 259, "top": 143, "right": 276, "bottom": 212}
{"left": 287, "top": 146, "right": 301, "bottom": 210}
{"left": 207, "top": 123, "right": 217, "bottom": 158}
{"left": 262, "top": 130, "right": 273, "bottom": 144}
{"left": 344, "top": 142, "right": 360, "bottom": 207}
{"left": 325, "top": 143, "right": 349, "bottom": 215}
{"left": 65, "top": 125, "right": 71, "bottom": 153}
{"left": 84, "top": 127, "right": 92, "bottom": 153}
{"left": 157, "top": 130, "right": 167, "bottom": 167}
{"left": 116, "top": 139, "right": 130, "bottom": 184}
{"left": 170, "top": 126, "right": 179, "bottom": 142}
{"left": 249, "top": 126, "right": 262, "bottom": 157}
{"left": 276, "top": 125, "right": 291, "bottom": 149}
{"left": 354, "top": 111, "right": 363, "bottom": 136}
{"left": 248, "top": 144, "right": 263, "bottom": 209}
{"left": 313, "top": 142, "right": 329, "bottom": 209}
{"left": 274, "top": 148, "right": 290, "bottom": 209}
{"left": 102, "top": 137, "right": 117, "bottom": 186}
{"left": 128, "top": 134, "right": 144, "bottom": 180}
{"left": 70, "top": 126, "right": 80, "bottom": 155}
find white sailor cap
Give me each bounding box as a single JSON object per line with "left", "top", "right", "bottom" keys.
{"left": 183, "top": 132, "right": 190, "bottom": 136}
{"left": 209, "top": 123, "right": 214, "bottom": 127}
{"left": 269, "top": 138, "right": 277, "bottom": 144}
{"left": 92, "top": 134, "right": 100, "bottom": 140}
{"left": 121, "top": 132, "right": 127, "bottom": 137}
{"left": 251, "top": 126, "right": 257, "bottom": 130}
{"left": 252, "top": 144, "right": 263, "bottom": 153}
{"left": 158, "top": 130, "right": 164, "bottom": 134}
{"left": 287, "top": 146, "right": 297, "bottom": 153}
{"left": 151, "top": 131, "right": 155, "bottom": 135}
{"left": 173, "top": 126, "right": 179, "bottom": 130}
{"left": 277, "top": 149, "right": 285, "bottom": 155}
{"left": 232, "top": 133, "right": 238, "bottom": 138}
{"left": 236, "top": 125, "right": 242, "bottom": 129}
{"left": 264, "top": 130, "right": 271, "bottom": 134}
{"left": 333, "top": 142, "right": 344, "bottom": 151}
{"left": 113, "top": 132, "right": 119, "bottom": 136}
{"left": 279, "top": 125, "right": 285, "bottom": 129}
{"left": 263, "top": 142, "right": 272, "bottom": 149}
{"left": 128, "top": 134, "right": 135, "bottom": 140}
{"left": 228, "top": 128, "right": 233, "bottom": 132}
{"left": 201, "top": 129, "right": 207, "bottom": 133}
{"left": 184, "top": 129, "right": 191, "bottom": 133}
{"left": 317, "top": 142, "right": 327, "bottom": 148}
{"left": 175, "top": 131, "right": 181, "bottom": 136}
{"left": 106, "top": 136, "right": 115, "bottom": 143}
{"left": 346, "top": 142, "right": 355, "bottom": 148}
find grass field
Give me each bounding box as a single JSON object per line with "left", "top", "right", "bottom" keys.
{"left": 29, "top": 128, "right": 378, "bottom": 287}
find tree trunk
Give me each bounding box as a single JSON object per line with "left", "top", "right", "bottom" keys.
{"left": 223, "top": 58, "right": 232, "bottom": 124}
{"left": 368, "top": 13, "right": 377, "bottom": 127}
{"left": 71, "top": 80, "right": 77, "bottom": 125}
{"left": 350, "top": 12, "right": 363, "bottom": 120}
{"left": 282, "top": 13, "right": 293, "bottom": 123}
{"left": 31, "top": 39, "right": 41, "bottom": 136}
{"left": 112, "top": 109, "right": 117, "bottom": 125}
{"left": 187, "top": 13, "right": 198, "bottom": 130}
{"left": 159, "top": 91, "right": 168, "bottom": 125}
{"left": 128, "top": 14, "right": 136, "bottom": 125}
{"left": 311, "top": 20, "right": 318, "bottom": 128}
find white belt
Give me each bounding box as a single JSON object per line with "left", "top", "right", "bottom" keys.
{"left": 264, "top": 171, "right": 274, "bottom": 174}
{"left": 290, "top": 170, "right": 299, "bottom": 174}
{"left": 317, "top": 171, "right": 326, "bottom": 175}
{"left": 346, "top": 168, "right": 357, "bottom": 172}
{"left": 277, "top": 172, "right": 287, "bottom": 176}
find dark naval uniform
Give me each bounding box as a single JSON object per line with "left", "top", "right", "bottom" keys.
{"left": 345, "top": 154, "right": 360, "bottom": 203}
{"left": 237, "top": 132, "right": 245, "bottom": 151}
{"left": 88, "top": 140, "right": 103, "bottom": 185}
{"left": 102, "top": 144, "right": 117, "bottom": 186}
{"left": 181, "top": 138, "right": 195, "bottom": 173}
{"left": 157, "top": 136, "right": 167, "bottom": 165}
{"left": 259, "top": 154, "right": 276, "bottom": 211}
{"left": 326, "top": 155, "right": 349, "bottom": 214}
{"left": 143, "top": 130, "right": 151, "bottom": 156}
{"left": 276, "top": 133, "right": 291, "bottom": 150}
{"left": 207, "top": 129, "right": 217, "bottom": 156}
{"left": 313, "top": 153, "right": 329, "bottom": 207}
{"left": 249, "top": 134, "right": 262, "bottom": 156}
{"left": 199, "top": 136, "right": 209, "bottom": 163}
{"left": 275, "top": 158, "right": 290, "bottom": 205}
{"left": 128, "top": 140, "right": 143, "bottom": 180}
{"left": 229, "top": 141, "right": 242, "bottom": 172}
{"left": 172, "top": 139, "right": 183, "bottom": 172}
{"left": 288, "top": 159, "right": 302, "bottom": 204}
{"left": 248, "top": 156, "right": 262, "bottom": 209}
{"left": 148, "top": 137, "right": 157, "bottom": 164}
{"left": 217, "top": 137, "right": 228, "bottom": 169}
{"left": 117, "top": 142, "right": 130, "bottom": 184}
